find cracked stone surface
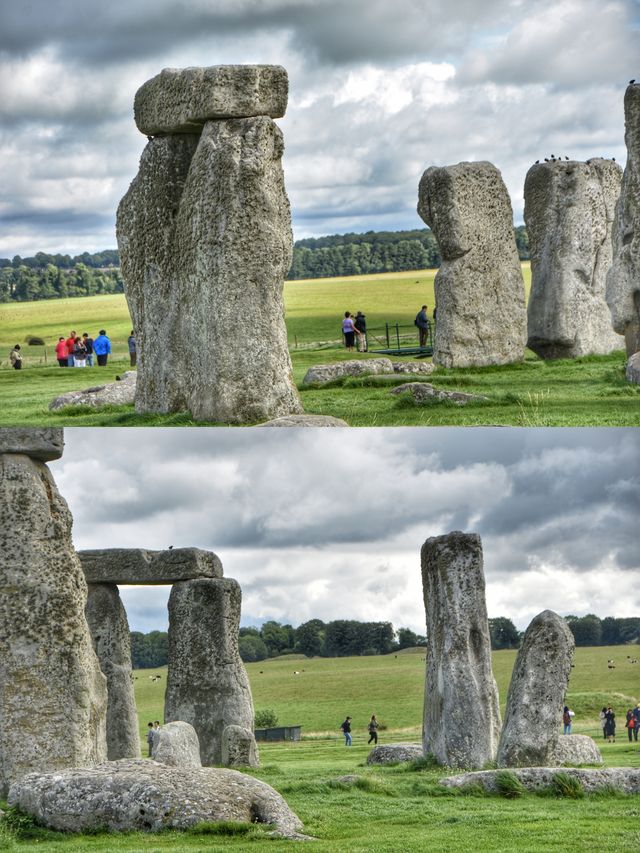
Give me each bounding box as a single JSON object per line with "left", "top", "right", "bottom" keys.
{"left": 440, "top": 767, "right": 640, "bottom": 794}
{"left": 79, "top": 548, "right": 222, "bottom": 585}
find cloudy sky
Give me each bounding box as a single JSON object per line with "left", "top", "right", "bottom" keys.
{"left": 51, "top": 427, "right": 639, "bottom": 634}
{"left": 1, "top": 0, "right": 638, "bottom": 258}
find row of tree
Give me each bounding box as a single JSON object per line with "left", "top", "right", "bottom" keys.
{"left": 0, "top": 263, "right": 124, "bottom": 302}
{"left": 129, "top": 613, "right": 640, "bottom": 669}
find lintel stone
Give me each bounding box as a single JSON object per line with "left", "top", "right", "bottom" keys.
{"left": 0, "top": 428, "right": 64, "bottom": 461}
{"left": 79, "top": 548, "right": 223, "bottom": 585}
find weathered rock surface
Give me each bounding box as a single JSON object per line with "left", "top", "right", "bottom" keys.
{"left": 525, "top": 158, "right": 623, "bottom": 359}
{"left": 153, "top": 722, "right": 202, "bottom": 768}
{"left": 497, "top": 610, "right": 575, "bottom": 768}
{"left": 8, "top": 760, "right": 305, "bottom": 837}
{"left": 390, "top": 382, "right": 488, "bottom": 405}
{"left": 257, "top": 414, "right": 349, "bottom": 427}
{"left": 86, "top": 584, "right": 140, "bottom": 761}
{"left": 626, "top": 351, "right": 640, "bottom": 383}
{"left": 0, "top": 428, "right": 63, "bottom": 461}
{"left": 165, "top": 578, "right": 256, "bottom": 767}
{"left": 302, "top": 358, "right": 395, "bottom": 384}
{"left": 49, "top": 372, "right": 136, "bottom": 411}
{"left": 606, "top": 83, "right": 640, "bottom": 356}
{"left": 222, "top": 725, "right": 260, "bottom": 767}
{"left": 366, "top": 743, "right": 424, "bottom": 765}
{"left": 390, "top": 361, "right": 436, "bottom": 375}
{"left": 79, "top": 548, "right": 222, "bottom": 585}
{"left": 552, "top": 734, "right": 603, "bottom": 766}
{"left": 0, "top": 451, "right": 107, "bottom": 797}
{"left": 418, "top": 161, "right": 527, "bottom": 367}
{"left": 118, "top": 115, "right": 301, "bottom": 423}
{"left": 421, "top": 532, "right": 501, "bottom": 768}
{"left": 134, "top": 65, "right": 288, "bottom": 135}
{"left": 440, "top": 767, "right": 640, "bottom": 794}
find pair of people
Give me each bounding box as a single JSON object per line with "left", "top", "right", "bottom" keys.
{"left": 342, "top": 312, "right": 366, "bottom": 351}
{"left": 340, "top": 715, "right": 379, "bottom": 746}
{"left": 146, "top": 720, "right": 161, "bottom": 756}
{"left": 625, "top": 706, "right": 639, "bottom": 741}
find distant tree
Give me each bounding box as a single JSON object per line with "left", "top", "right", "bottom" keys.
{"left": 397, "top": 627, "right": 427, "bottom": 649}
{"left": 567, "top": 614, "right": 602, "bottom": 647}
{"left": 239, "top": 634, "right": 269, "bottom": 662}
{"left": 295, "top": 620, "right": 325, "bottom": 657}
{"left": 488, "top": 617, "right": 520, "bottom": 650}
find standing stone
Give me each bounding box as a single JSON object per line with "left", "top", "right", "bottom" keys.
{"left": 86, "top": 584, "right": 140, "bottom": 761}
{"left": 222, "top": 724, "right": 260, "bottom": 767}
{"left": 417, "top": 161, "right": 527, "bottom": 367}
{"left": 0, "top": 448, "right": 107, "bottom": 797}
{"left": 153, "top": 721, "right": 202, "bottom": 768}
{"left": 165, "top": 578, "right": 257, "bottom": 767}
{"left": 421, "top": 532, "right": 501, "bottom": 768}
{"left": 525, "top": 158, "right": 623, "bottom": 358}
{"left": 607, "top": 83, "right": 640, "bottom": 356}
{"left": 497, "top": 610, "right": 575, "bottom": 768}
{"left": 117, "top": 65, "right": 302, "bottom": 423}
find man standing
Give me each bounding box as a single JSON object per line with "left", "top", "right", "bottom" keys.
{"left": 93, "top": 329, "right": 111, "bottom": 366}
{"left": 340, "top": 716, "right": 352, "bottom": 746}
{"left": 65, "top": 330, "right": 77, "bottom": 366}
{"left": 128, "top": 331, "right": 137, "bottom": 367}
{"left": 83, "top": 332, "right": 94, "bottom": 367}
{"left": 415, "top": 306, "right": 430, "bottom": 348}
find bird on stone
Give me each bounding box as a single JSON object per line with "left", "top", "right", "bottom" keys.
{"left": 168, "top": 545, "right": 174, "bottom": 550}
{"left": 565, "top": 156, "right": 569, "bottom": 160}
{"left": 535, "top": 160, "right": 540, "bottom": 164}
{"left": 630, "top": 79, "right": 636, "bottom": 85}
{"left": 612, "top": 157, "right": 616, "bottom": 161}
{"left": 544, "top": 157, "right": 549, "bottom": 162}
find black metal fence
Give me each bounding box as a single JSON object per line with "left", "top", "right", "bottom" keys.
{"left": 365, "top": 322, "right": 434, "bottom": 357}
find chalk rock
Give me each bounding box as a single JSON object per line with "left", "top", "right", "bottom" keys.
{"left": 390, "top": 382, "right": 488, "bottom": 405}
{"left": 390, "top": 361, "right": 436, "bottom": 375}
{"left": 118, "top": 118, "right": 301, "bottom": 423}
{"left": 552, "top": 734, "right": 603, "bottom": 766}
{"left": 418, "top": 161, "right": 527, "bottom": 367}
{"left": 525, "top": 158, "right": 623, "bottom": 359}
{"left": 222, "top": 725, "right": 260, "bottom": 767}
{"left": 257, "top": 414, "right": 349, "bottom": 427}
{"left": 626, "top": 351, "right": 640, "bottom": 383}
{"left": 0, "top": 452, "right": 107, "bottom": 797}
{"left": 86, "top": 584, "right": 140, "bottom": 760}
{"left": 79, "top": 548, "right": 222, "bottom": 585}
{"left": 49, "top": 372, "right": 136, "bottom": 411}
{"left": 421, "top": 532, "right": 501, "bottom": 768}
{"left": 497, "top": 610, "right": 575, "bottom": 768}
{"left": 0, "top": 428, "right": 63, "bottom": 461}
{"left": 165, "top": 578, "right": 256, "bottom": 767}
{"left": 153, "top": 722, "right": 202, "bottom": 768}
{"left": 8, "top": 760, "right": 305, "bottom": 837}
{"left": 366, "top": 743, "right": 424, "bottom": 765}
{"left": 302, "top": 358, "right": 395, "bottom": 384}
{"left": 134, "top": 65, "right": 288, "bottom": 135}
{"left": 439, "top": 767, "right": 640, "bottom": 795}
{"left": 606, "top": 84, "right": 640, "bottom": 356}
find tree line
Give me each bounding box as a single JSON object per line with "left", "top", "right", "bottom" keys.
{"left": 0, "top": 227, "right": 530, "bottom": 303}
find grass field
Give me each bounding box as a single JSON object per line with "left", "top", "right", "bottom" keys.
{"left": 2, "top": 267, "right": 637, "bottom": 427}
{"left": 2, "top": 645, "right": 639, "bottom": 852}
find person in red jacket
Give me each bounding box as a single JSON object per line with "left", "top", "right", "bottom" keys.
{"left": 55, "top": 337, "right": 69, "bottom": 367}
{"left": 65, "top": 330, "right": 77, "bottom": 366}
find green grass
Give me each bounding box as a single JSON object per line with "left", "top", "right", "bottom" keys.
{"left": 3, "top": 266, "right": 636, "bottom": 426}
{"left": 2, "top": 645, "right": 639, "bottom": 852}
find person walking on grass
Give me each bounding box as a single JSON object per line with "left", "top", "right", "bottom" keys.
{"left": 93, "top": 329, "right": 111, "bottom": 366}
{"left": 9, "top": 345, "right": 22, "bottom": 370}
{"left": 367, "top": 714, "right": 379, "bottom": 745}
{"left": 340, "top": 716, "right": 352, "bottom": 746}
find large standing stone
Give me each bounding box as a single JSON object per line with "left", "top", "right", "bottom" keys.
{"left": 421, "top": 532, "right": 501, "bottom": 768}
{"left": 86, "top": 584, "right": 140, "bottom": 761}
{"left": 497, "top": 610, "right": 575, "bottom": 768}
{"left": 0, "top": 450, "right": 107, "bottom": 797}
{"left": 417, "top": 161, "right": 527, "bottom": 367}
{"left": 525, "top": 158, "right": 623, "bottom": 358}
{"left": 79, "top": 547, "right": 222, "bottom": 585}
{"left": 165, "top": 578, "right": 257, "bottom": 767}
{"left": 606, "top": 83, "right": 640, "bottom": 355}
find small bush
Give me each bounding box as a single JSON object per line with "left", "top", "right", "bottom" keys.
{"left": 495, "top": 771, "right": 526, "bottom": 799}
{"left": 551, "top": 772, "right": 585, "bottom": 799}
{"left": 254, "top": 709, "right": 278, "bottom": 728}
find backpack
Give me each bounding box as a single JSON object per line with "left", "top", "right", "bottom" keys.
{"left": 414, "top": 314, "right": 420, "bottom": 327}
{"left": 563, "top": 711, "right": 571, "bottom": 725}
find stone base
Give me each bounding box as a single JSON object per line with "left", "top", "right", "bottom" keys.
{"left": 440, "top": 767, "right": 640, "bottom": 794}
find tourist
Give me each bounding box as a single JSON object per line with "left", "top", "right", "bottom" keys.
{"left": 146, "top": 722, "right": 154, "bottom": 757}
{"left": 151, "top": 720, "right": 161, "bottom": 754}
{"left": 55, "top": 337, "right": 69, "bottom": 367}
{"left": 342, "top": 312, "right": 359, "bottom": 351}
{"left": 415, "top": 305, "right": 430, "bottom": 348}
{"left": 93, "top": 329, "right": 111, "bottom": 366}
{"left": 633, "top": 703, "right": 640, "bottom": 742}
{"left": 600, "top": 706, "right": 607, "bottom": 739}
{"left": 604, "top": 706, "right": 616, "bottom": 742}
{"left": 65, "top": 330, "right": 77, "bottom": 366}
{"left": 367, "top": 714, "right": 379, "bottom": 745}
{"left": 9, "top": 344, "right": 22, "bottom": 370}
{"left": 626, "top": 709, "right": 636, "bottom": 742}
{"left": 82, "top": 332, "right": 94, "bottom": 367}
{"left": 354, "top": 311, "right": 367, "bottom": 352}
{"left": 128, "top": 331, "right": 137, "bottom": 367}
{"left": 562, "top": 706, "right": 573, "bottom": 735}
{"left": 340, "top": 716, "right": 352, "bottom": 746}
{"left": 72, "top": 336, "right": 87, "bottom": 367}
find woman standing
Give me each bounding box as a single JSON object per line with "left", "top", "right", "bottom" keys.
{"left": 55, "top": 337, "right": 69, "bottom": 367}
{"left": 367, "top": 714, "right": 379, "bottom": 745}
{"left": 604, "top": 706, "right": 616, "bottom": 743}
{"left": 72, "top": 336, "right": 87, "bottom": 367}
{"left": 599, "top": 706, "right": 607, "bottom": 739}
{"left": 9, "top": 345, "right": 22, "bottom": 370}
{"left": 342, "top": 312, "right": 359, "bottom": 351}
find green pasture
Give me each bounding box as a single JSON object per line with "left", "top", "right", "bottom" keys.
{"left": 3, "top": 645, "right": 639, "bottom": 852}
{"left": 1, "top": 266, "right": 638, "bottom": 426}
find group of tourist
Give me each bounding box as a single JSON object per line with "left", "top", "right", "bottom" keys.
{"left": 341, "top": 305, "right": 435, "bottom": 352}
{"left": 7, "top": 329, "right": 138, "bottom": 370}
{"left": 146, "top": 720, "right": 161, "bottom": 756}
{"left": 598, "top": 704, "right": 640, "bottom": 742}
{"left": 340, "top": 715, "right": 379, "bottom": 746}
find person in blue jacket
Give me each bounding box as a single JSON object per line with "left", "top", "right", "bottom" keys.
{"left": 93, "top": 330, "right": 111, "bottom": 366}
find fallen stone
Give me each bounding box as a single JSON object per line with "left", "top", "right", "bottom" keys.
{"left": 8, "top": 760, "right": 306, "bottom": 837}
{"left": 165, "top": 578, "right": 257, "bottom": 767}
{"left": 134, "top": 65, "right": 288, "bottom": 135}
{"left": 606, "top": 83, "right": 640, "bottom": 356}
{"left": 439, "top": 767, "right": 640, "bottom": 795}
{"left": 390, "top": 361, "right": 436, "bottom": 375}
{"left": 302, "top": 358, "right": 395, "bottom": 385}
{"left": 222, "top": 725, "right": 260, "bottom": 767}
{"left": 418, "top": 161, "right": 527, "bottom": 367}
{"left": 421, "top": 532, "right": 501, "bottom": 768}
{"left": 366, "top": 743, "right": 424, "bottom": 765}
{"left": 153, "top": 722, "right": 202, "bottom": 769}
{"left": 390, "top": 382, "right": 488, "bottom": 405}
{"left": 0, "top": 428, "right": 64, "bottom": 461}
{"left": 525, "top": 158, "right": 623, "bottom": 358}
{"left": 626, "top": 351, "right": 640, "bottom": 383}
{"left": 497, "top": 610, "right": 575, "bottom": 768}
{"left": 552, "top": 735, "right": 603, "bottom": 766}
{"left": 86, "top": 584, "right": 140, "bottom": 761}
{"left": 49, "top": 371, "right": 136, "bottom": 411}
{"left": 0, "top": 451, "right": 107, "bottom": 797}
{"left": 257, "top": 414, "right": 349, "bottom": 427}
{"left": 79, "top": 548, "right": 222, "bottom": 585}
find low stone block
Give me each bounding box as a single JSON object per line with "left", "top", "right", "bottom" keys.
{"left": 0, "top": 428, "right": 64, "bottom": 461}
{"left": 134, "top": 65, "right": 289, "bottom": 135}
{"left": 153, "top": 722, "right": 201, "bottom": 768}
{"left": 221, "top": 725, "right": 259, "bottom": 767}
{"left": 257, "top": 414, "right": 349, "bottom": 427}
{"left": 302, "top": 358, "right": 395, "bottom": 385}
{"left": 552, "top": 734, "right": 603, "bottom": 766}
{"left": 366, "top": 743, "right": 423, "bottom": 765}
{"left": 49, "top": 372, "right": 136, "bottom": 411}
{"left": 439, "top": 767, "right": 640, "bottom": 794}
{"left": 79, "top": 548, "right": 222, "bottom": 585}
{"left": 390, "top": 382, "right": 488, "bottom": 405}
{"left": 626, "top": 351, "right": 640, "bottom": 383}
